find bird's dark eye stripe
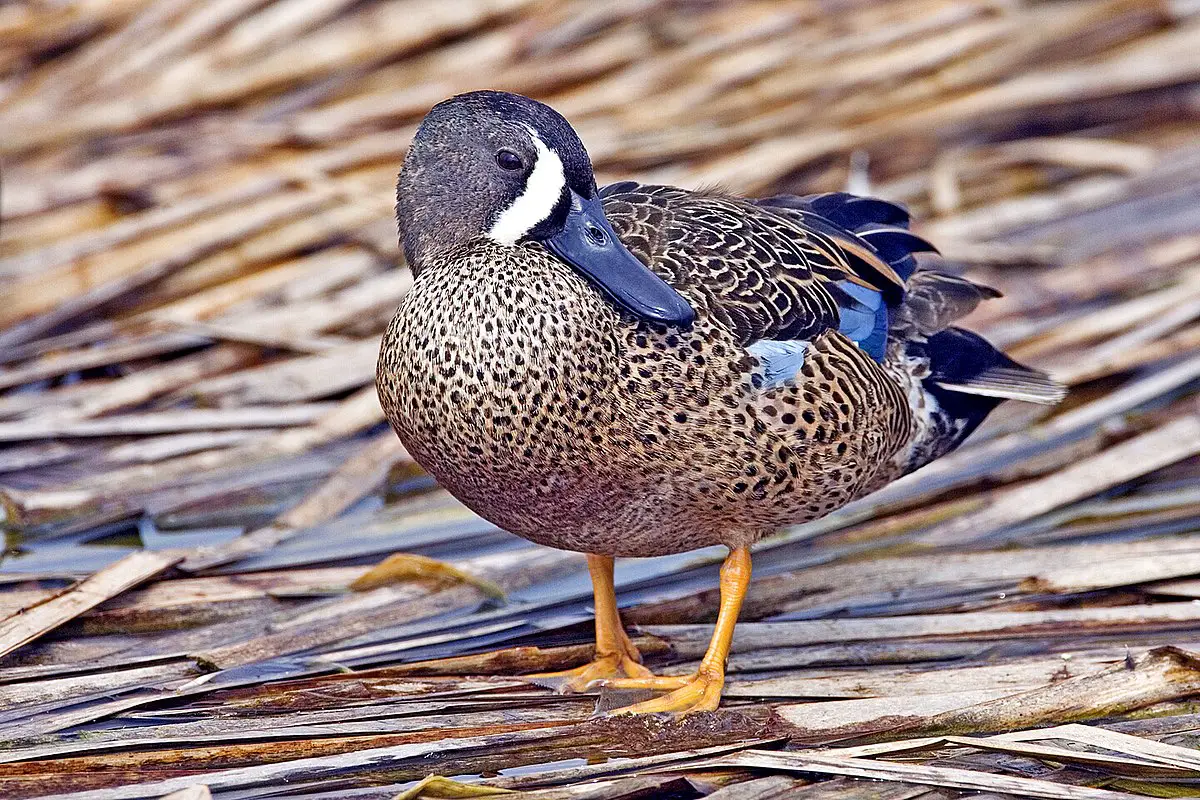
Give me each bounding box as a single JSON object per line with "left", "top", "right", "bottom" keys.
{"left": 496, "top": 149, "right": 524, "bottom": 170}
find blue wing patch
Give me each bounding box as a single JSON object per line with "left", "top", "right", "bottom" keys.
{"left": 748, "top": 339, "right": 810, "bottom": 388}
{"left": 835, "top": 280, "right": 888, "bottom": 362}
{"left": 749, "top": 281, "right": 887, "bottom": 387}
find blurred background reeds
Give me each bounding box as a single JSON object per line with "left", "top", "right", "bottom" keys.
{"left": 1, "top": 1, "right": 1200, "bottom": 798}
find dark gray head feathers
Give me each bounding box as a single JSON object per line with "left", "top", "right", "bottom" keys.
{"left": 397, "top": 90, "right": 595, "bottom": 268}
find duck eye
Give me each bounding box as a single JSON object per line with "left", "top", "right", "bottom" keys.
{"left": 496, "top": 149, "right": 524, "bottom": 171}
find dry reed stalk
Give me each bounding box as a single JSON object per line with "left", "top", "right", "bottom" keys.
{"left": 179, "top": 431, "right": 406, "bottom": 572}
{"left": 146, "top": 248, "right": 379, "bottom": 324}
{"left": 56, "top": 344, "right": 264, "bottom": 422}
{"left": 0, "top": 551, "right": 182, "bottom": 659}
{"left": 138, "top": 200, "right": 384, "bottom": 306}
{"left": 97, "top": 0, "right": 276, "bottom": 91}
{"left": 166, "top": 269, "right": 411, "bottom": 350}
{"left": 0, "top": 404, "right": 338, "bottom": 442}
{"left": 0, "top": 174, "right": 296, "bottom": 278}
{"left": 0, "top": 190, "right": 333, "bottom": 334}
{"left": 46, "top": 385, "right": 380, "bottom": 499}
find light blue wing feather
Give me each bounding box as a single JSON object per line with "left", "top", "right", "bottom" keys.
{"left": 747, "top": 339, "right": 810, "bottom": 388}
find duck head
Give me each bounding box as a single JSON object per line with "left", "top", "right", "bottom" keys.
{"left": 397, "top": 90, "right": 694, "bottom": 327}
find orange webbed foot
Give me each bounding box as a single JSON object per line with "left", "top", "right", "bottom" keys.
{"left": 530, "top": 648, "right": 653, "bottom": 694}
{"left": 596, "top": 667, "right": 724, "bottom": 715}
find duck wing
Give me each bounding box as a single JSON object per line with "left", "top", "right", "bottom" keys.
{"left": 599, "top": 182, "right": 932, "bottom": 363}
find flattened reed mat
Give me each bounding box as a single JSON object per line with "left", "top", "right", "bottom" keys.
{"left": 1, "top": 1, "right": 1199, "bottom": 797}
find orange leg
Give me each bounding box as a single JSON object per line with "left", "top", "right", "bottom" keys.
{"left": 530, "top": 554, "right": 653, "bottom": 692}
{"left": 598, "top": 546, "right": 751, "bottom": 714}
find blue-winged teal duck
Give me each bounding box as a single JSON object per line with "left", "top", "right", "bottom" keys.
{"left": 377, "top": 91, "right": 1064, "bottom": 714}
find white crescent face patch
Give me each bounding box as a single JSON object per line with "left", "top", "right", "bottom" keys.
{"left": 486, "top": 125, "right": 566, "bottom": 246}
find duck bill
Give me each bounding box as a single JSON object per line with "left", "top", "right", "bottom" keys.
{"left": 544, "top": 191, "right": 694, "bottom": 327}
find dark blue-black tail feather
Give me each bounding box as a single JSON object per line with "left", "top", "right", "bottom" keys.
{"left": 922, "top": 327, "right": 1064, "bottom": 441}
{"left": 800, "top": 192, "right": 912, "bottom": 229}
